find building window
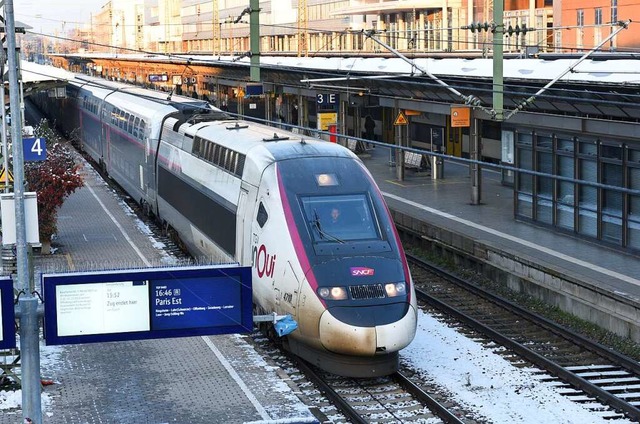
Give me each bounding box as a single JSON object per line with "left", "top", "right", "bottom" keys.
{"left": 595, "top": 8, "right": 603, "bottom": 25}
{"left": 577, "top": 9, "right": 584, "bottom": 27}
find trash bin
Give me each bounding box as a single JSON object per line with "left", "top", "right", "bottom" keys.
{"left": 431, "top": 155, "right": 443, "bottom": 179}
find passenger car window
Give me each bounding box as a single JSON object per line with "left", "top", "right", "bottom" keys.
{"left": 133, "top": 117, "right": 140, "bottom": 138}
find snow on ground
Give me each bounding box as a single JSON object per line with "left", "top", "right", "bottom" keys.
{"left": 1, "top": 163, "right": 631, "bottom": 421}
{"left": 0, "top": 340, "right": 59, "bottom": 414}
{"left": 2, "top": 311, "right": 633, "bottom": 422}
{"left": 404, "top": 310, "right": 633, "bottom": 423}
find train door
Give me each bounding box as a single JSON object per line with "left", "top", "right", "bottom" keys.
{"left": 237, "top": 185, "right": 253, "bottom": 264}
{"left": 251, "top": 183, "right": 278, "bottom": 314}
{"left": 101, "top": 110, "right": 110, "bottom": 172}
{"left": 281, "top": 261, "right": 300, "bottom": 319}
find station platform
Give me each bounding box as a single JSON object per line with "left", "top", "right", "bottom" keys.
{"left": 3, "top": 108, "right": 638, "bottom": 421}
{"left": 1, "top": 158, "right": 317, "bottom": 424}
{"left": 361, "top": 144, "right": 640, "bottom": 341}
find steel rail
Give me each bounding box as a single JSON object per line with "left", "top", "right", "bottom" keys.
{"left": 393, "top": 372, "right": 465, "bottom": 424}
{"left": 409, "top": 255, "right": 640, "bottom": 421}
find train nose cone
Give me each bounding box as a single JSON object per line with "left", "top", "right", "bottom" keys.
{"left": 318, "top": 305, "right": 417, "bottom": 356}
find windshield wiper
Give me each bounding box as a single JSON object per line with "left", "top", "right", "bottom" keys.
{"left": 312, "top": 209, "right": 344, "bottom": 244}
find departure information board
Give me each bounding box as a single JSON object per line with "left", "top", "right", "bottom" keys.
{"left": 0, "top": 277, "right": 15, "bottom": 349}
{"left": 42, "top": 265, "right": 252, "bottom": 346}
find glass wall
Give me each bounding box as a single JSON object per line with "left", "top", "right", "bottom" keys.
{"left": 628, "top": 149, "right": 640, "bottom": 250}
{"left": 515, "top": 130, "right": 640, "bottom": 253}
{"left": 515, "top": 133, "right": 533, "bottom": 218}
{"left": 556, "top": 137, "right": 575, "bottom": 231}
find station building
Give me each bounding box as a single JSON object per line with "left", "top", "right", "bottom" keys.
{"left": 47, "top": 51, "right": 640, "bottom": 255}
{"left": 61, "top": 0, "right": 634, "bottom": 57}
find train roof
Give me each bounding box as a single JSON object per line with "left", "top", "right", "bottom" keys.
{"left": 70, "top": 74, "right": 217, "bottom": 121}
{"left": 187, "top": 119, "right": 357, "bottom": 162}
{"left": 73, "top": 74, "right": 212, "bottom": 107}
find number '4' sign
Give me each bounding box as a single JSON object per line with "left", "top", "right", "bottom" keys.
{"left": 22, "top": 137, "right": 47, "bottom": 162}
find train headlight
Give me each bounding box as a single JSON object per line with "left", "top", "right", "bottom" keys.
{"left": 318, "top": 286, "right": 348, "bottom": 300}
{"left": 385, "top": 282, "right": 406, "bottom": 297}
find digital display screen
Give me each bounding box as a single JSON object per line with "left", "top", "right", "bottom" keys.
{"left": 150, "top": 277, "right": 241, "bottom": 330}
{"left": 0, "top": 277, "right": 15, "bottom": 349}
{"left": 55, "top": 281, "right": 150, "bottom": 336}
{"left": 0, "top": 289, "right": 3, "bottom": 342}
{"left": 43, "top": 265, "right": 252, "bottom": 346}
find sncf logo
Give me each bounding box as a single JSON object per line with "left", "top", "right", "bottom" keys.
{"left": 351, "top": 267, "right": 375, "bottom": 276}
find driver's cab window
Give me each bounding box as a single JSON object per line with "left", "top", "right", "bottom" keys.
{"left": 301, "top": 194, "right": 379, "bottom": 242}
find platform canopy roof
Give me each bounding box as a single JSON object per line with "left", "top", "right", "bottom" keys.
{"left": 3, "top": 61, "right": 73, "bottom": 98}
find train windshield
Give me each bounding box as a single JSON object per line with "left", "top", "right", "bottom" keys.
{"left": 301, "top": 194, "right": 380, "bottom": 242}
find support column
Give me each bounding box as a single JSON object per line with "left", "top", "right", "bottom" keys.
{"left": 249, "top": 0, "right": 260, "bottom": 82}
{"left": 5, "top": 1, "right": 42, "bottom": 422}
{"left": 339, "top": 99, "right": 349, "bottom": 147}
{"left": 470, "top": 110, "right": 482, "bottom": 205}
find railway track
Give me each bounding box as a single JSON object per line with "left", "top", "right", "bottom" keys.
{"left": 76, "top": 142, "right": 640, "bottom": 422}
{"left": 408, "top": 253, "right": 640, "bottom": 421}
{"left": 81, "top": 151, "right": 470, "bottom": 423}
{"left": 248, "top": 332, "right": 480, "bottom": 424}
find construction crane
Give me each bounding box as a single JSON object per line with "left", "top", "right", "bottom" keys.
{"left": 297, "top": 0, "right": 308, "bottom": 56}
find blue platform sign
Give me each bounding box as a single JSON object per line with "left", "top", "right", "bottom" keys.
{"left": 23, "top": 137, "right": 47, "bottom": 162}
{"left": 0, "top": 276, "right": 16, "bottom": 349}
{"left": 316, "top": 92, "right": 337, "bottom": 108}
{"left": 42, "top": 265, "right": 252, "bottom": 346}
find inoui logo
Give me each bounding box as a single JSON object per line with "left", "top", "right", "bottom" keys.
{"left": 254, "top": 244, "right": 276, "bottom": 278}
{"left": 350, "top": 267, "right": 375, "bottom": 276}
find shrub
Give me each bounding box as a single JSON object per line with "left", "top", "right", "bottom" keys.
{"left": 23, "top": 119, "right": 83, "bottom": 244}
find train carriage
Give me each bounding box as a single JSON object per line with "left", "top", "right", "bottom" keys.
{"left": 36, "top": 75, "right": 418, "bottom": 377}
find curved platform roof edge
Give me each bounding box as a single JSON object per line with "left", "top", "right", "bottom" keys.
{"left": 4, "top": 61, "right": 74, "bottom": 96}
{"left": 55, "top": 53, "right": 640, "bottom": 87}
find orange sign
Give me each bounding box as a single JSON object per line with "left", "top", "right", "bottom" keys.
{"left": 450, "top": 106, "right": 471, "bottom": 127}
{"left": 394, "top": 111, "right": 409, "bottom": 126}
{"left": 404, "top": 109, "right": 421, "bottom": 116}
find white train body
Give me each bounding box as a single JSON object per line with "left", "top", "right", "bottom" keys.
{"left": 37, "top": 75, "right": 417, "bottom": 377}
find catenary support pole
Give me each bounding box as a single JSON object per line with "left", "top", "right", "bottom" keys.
{"left": 4, "top": 0, "right": 42, "bottom": 422}
{"left": 470, "top": 110, "right": 482, "bottom": 205}
{"left": 249, "top": 0, "right": 260, "bottom": 82}
{"left": 492, "top": 0, "right": 504, "bottom": 122}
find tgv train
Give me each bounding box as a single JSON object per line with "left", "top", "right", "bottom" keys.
{"left": 35, "top": 75, "right": 417, "bottom": 377}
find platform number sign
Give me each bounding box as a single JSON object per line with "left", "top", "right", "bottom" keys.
{"left": 23, "top": 137, "right": 47, "bottom": 162}
{"left": 316, "top": 93, "right": 336, "bottom": 105}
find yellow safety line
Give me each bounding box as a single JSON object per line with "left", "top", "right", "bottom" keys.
{"left": 65, "top": 254, "right": 75, "bottom": 271}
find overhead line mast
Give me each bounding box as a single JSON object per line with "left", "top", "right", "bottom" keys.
{"left": 298, "top": 0, "right": 308, "bottom": 57}
{"left": 212, "top": 0, "right": 220, "bottom": 55}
